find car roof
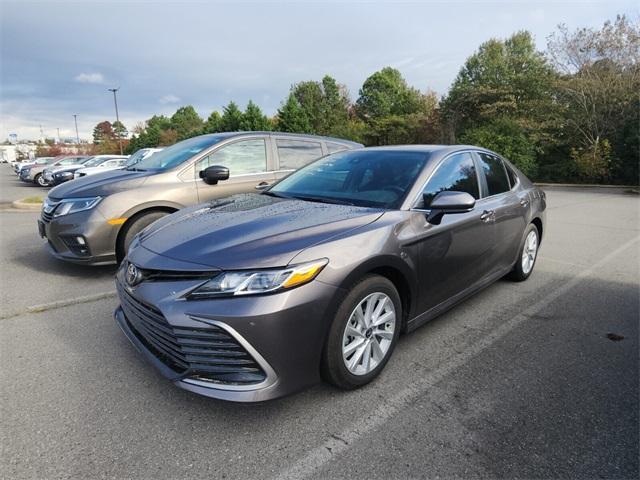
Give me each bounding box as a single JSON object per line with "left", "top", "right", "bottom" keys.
{"left": 199, "top": 131, "right": 363, "bottom": 148}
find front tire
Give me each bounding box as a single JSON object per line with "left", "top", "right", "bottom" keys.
{"left": 117, "top": 210, "right": 170, "bottom": 262}
{"left": 508, "top": 223, "right": 540, "bottom": 281}
{"left": 322, "top": 275, "right": 401, "bottom": 390}
{"left": 35, "top": 174, "right": 48, "bottom": 187}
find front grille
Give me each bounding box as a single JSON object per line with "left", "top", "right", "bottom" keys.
{"left": 41, "top": 198, "right": 60, "bottom": 224}
{"left": 117, "top": 282, "right": 266, "bottom": 385}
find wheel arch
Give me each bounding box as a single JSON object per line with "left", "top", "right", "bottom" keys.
{"left": 531, "top": 217, "right": 543, "bottom": 242}
{"left": 115, "top": 203, "right": 181, "bottom": 261}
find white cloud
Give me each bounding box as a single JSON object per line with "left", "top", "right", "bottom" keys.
{"left": 74, "top": 72, "right": 105, "bottom": 84}
{"left": 159, "top": 94, "right": 180, "bottom": 104}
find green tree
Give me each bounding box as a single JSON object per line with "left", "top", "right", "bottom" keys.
{"left": 547, "top": 15, "right": 640, "bottom": 183}
{"left": 170, "top": 105, "right": 203, "bottom": 140}
{"left": 441, "top": 31, "right": 558, "bottom": 174}
{"left": 276, "top": 94, "right": 312, "bottom": 133}
{"left": 220, "top": 101, "right": 243, "bottom": 131}
{"left": 356, "top": 67, "right": 425, "bottom": 120}
{"left": 112, "top": 120, "right": 128, "bottom": 140}
{"left": 240, "top": 100, "right": 270, "bottom": 131}
{"left": 203, "top": 111, "right": 222, "bottom": 133}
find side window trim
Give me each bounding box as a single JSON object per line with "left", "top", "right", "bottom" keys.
{"left": 474, "top": 151, "right": 513, "bottom": 201}
{"left": 179, "top": 135, "right": 270, "bottom": 180}
{"left": 410, "top": 150, "right": 482, "bottom": 211}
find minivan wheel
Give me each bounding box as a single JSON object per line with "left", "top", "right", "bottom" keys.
{"left": 117, "top": 210, "right": 170, "bottom": 262}
{"left": 508, "top": 223, "right": 540, "bottom": 282}
{"left": 35, "top": 174, "right": 48, "bottom": 187}
{"left": 322, "top": 275, "right": 401, "bottom": 389}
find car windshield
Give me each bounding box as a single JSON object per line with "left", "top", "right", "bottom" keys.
{"left": 124, "top": 149, "right": 148, "bottom": 167}
{"left": 268, "top": 150, "right": 427, "bottom": 209}
{"left": 82, "top": 156, "right": 106, "bottom": 167}
{"left": 127, "top": 135, "right": 227, "bottom": 171}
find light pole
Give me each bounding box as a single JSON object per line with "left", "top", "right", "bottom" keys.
{"left": 108, "top": 87, "right": 123, "bottom": 154}
{"left": 72, "top": 114, "right": 80, "bottom": 144}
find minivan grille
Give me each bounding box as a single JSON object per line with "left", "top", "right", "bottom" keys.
{"left": 117, "top": 282, "right": 266, "bottom": 385}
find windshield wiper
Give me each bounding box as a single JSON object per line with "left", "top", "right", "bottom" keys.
{"left": 290, "top": 195, "right": 355, "bottom": 206}
{"left": 125, "top": 167, "right": 146, "bottom": 171}
{"left": 262, "top": 190, "right": 292, "bottom": 199}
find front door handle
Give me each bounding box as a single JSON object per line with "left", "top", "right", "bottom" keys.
{"left": 480, "top": 210, "right": 495, "bottom": 222}
{"left": 520, "top": 199, "right": 529, "bottom": 207}
{"left": 255, "top": 182, "right": 271, "bottom": 190}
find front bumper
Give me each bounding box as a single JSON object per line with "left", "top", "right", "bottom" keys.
{"left": 38, "top": 205, "right": 119, "bottom": 265}
{"left": 113, "top": 264, "right": 341, "bottom": 402}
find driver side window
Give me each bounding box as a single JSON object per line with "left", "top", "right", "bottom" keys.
{"left": 419, "top": 152, "right": 479, "bottom": 209}
{"left": 196, "top": 139, "right": 267, "bottom": 176}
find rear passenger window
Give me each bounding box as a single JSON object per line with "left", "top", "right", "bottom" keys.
{"left": 327, "top": 142, "right": 349, "bottom": 154}
{"left": 505, "top": 163, "right": 518, "bottom": 187}
{"left": 477, "top": 153, "right": 510, "bottom": 196}
{"left": 419, "top": 152, "right": 479, "bottom": 209}
{"left": 276, "top": 139, "right": 323, "bottom": 170}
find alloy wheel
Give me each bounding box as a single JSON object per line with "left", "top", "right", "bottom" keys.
{"left": 342, "top": 292, "right": 396, "bottom": 376}
{"left": 521, "top": 230, "right": 538, "bottom": 274}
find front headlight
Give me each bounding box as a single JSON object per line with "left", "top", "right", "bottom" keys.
{"left": 53, "top": 197, "right": 102, "bottom": 217}
{"left": 187, "top": 259, "right": 328, "bottom": 299}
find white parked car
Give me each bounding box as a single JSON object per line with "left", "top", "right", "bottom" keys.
{"left": 73, "top": 155, "right": 130, "bottom": 179}
{"left": 122, "top": 147, "right": 163, "bottom": 170}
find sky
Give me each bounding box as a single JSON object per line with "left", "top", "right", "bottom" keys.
{"left": 1, "top": 0, "right": 637, "bottom": 141}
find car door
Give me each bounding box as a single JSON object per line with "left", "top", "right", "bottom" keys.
{"left": 272, "top": 136, "right": 325, "bottom": 182}
{"left": 411, "top": 151, "right": 496, "bottom": 313}
{"left": 473, "top": 152, "right": 526, "bottom": 274}
{"left": 189, "top": 136, "right": 276, "bottom": 203}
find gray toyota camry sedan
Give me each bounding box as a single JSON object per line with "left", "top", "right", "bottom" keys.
{"left": 115, "top": 145, "right": 546, "bottom": 402}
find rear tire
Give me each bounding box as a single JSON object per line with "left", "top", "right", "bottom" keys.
{"left": 508, "top": 223, "right": 540, "bottom": 282}
{"left": 321, "top": 275, "right": 401, "bottom": 390}
{"left": 117, "top": 211, "right": 170, "bottom": 262}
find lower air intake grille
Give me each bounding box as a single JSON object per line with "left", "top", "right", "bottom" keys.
{"left": 117, "top": 282, "right": 266, "bottom": 385}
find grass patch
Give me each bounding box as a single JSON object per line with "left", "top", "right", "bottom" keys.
{"left": 21, "top": 196, "right": 43, "bottom": 204}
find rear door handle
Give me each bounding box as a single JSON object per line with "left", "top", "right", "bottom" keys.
{"left": 520, "top": 199, "right": 529, "bottom": 207}
{"left": 480, "top": 210, "right": 495, "bottom": 222}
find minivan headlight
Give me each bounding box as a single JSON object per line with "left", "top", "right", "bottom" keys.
{"left": 53, "top": 197, "right": 102, "bottom": 217}
{"left": 187, "top": 259, "right": 328, "bottom": 299}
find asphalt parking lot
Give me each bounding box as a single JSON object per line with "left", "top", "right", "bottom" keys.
{"left": 1, "top": 165, "right": 638, "bottom": 479}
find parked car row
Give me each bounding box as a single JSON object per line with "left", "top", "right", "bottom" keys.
{"left": 36, "top": 131, "right": 546, "bottom": 403}
{"left": 13, "top": 148, "right": 163, "bottom": 188}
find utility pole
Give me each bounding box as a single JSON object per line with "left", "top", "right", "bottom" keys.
{"left": 108, "top": 87, "right": 123, "bottom": 154}
{"left": 72, "top": 114, "right": 80, "bottom": 144}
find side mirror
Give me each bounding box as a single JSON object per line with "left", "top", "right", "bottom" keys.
{"left": 200, "top": 165, "right": 229, "bottom": 185}
{"left": 425, "top": 191, "right": 476, "bottom": 225}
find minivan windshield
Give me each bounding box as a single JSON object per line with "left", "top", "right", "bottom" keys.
{"left": 127, "top": 135, "right": 229, "bottom": 171}
{"left": 268, "top": 150, "right": 427, "bottom": 209}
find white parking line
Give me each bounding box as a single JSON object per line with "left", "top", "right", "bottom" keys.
{"left": 0, "top": 290, "right": 117, "bottom": 320}
{"left": 273, "top": 234, "right": 640, "bottom": 480}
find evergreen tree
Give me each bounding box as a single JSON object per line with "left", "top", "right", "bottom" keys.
{"left": 240, "top": 100, "right": 270, "bottom": 131}
{"left": 220, "top": 101, "right": 243, "bottom": 131}
{"left": 203, "top": 111, "right": 222, "bottom": 133}
{"left": 276, "top": 94, "right": 312, "bottom": 133}
{"left": 170, "top": 105, "right": 204, "bottom": 140}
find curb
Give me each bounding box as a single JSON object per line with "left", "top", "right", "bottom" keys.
{"left": 11, "top": 199, "right": 42, "bottom": 210}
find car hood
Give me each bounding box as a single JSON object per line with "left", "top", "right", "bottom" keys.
{"left": 134, "top": 193, "right": 384, "bottom": 270}
{"left": 48, "top": 169, "right": 152, "bottom": 199}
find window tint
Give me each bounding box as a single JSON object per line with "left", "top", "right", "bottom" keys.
{"left": 270, "top": 150, "right": 427, "bottom": 209}
{"left": 197, "top": 139, "right": 267, "bottom": 176}
{"left": 327, "top": 142, "right": 349, "bottom": 154}
{"left": 419, "top": 152, "right": 479, "bottom": 209}
{"left": 505, "top": 163, "right": 518, "bottom": 187}
{"left": 276, "top": 139, "right": 323, "bottom": 170}
{"left": 477, "top": 153, "right": 510, "bottom": 196}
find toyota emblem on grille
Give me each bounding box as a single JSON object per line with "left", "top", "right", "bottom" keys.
{"left": 126, "top": 263, "right": 142, "bottom": 286}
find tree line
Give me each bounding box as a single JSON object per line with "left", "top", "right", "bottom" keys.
{"left": 90, "top": 16, "right": 638, "bottom": 185}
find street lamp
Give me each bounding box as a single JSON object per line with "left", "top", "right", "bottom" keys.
{"left": 72, "top": 114, "right": 80, "bottom": 144}
{"left": 108, "top": 87, "right": 123, "bottom": 154}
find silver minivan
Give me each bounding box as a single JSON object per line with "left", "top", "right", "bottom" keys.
{"left": 39, "top": 132, "right": 362, "bottom": 265}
